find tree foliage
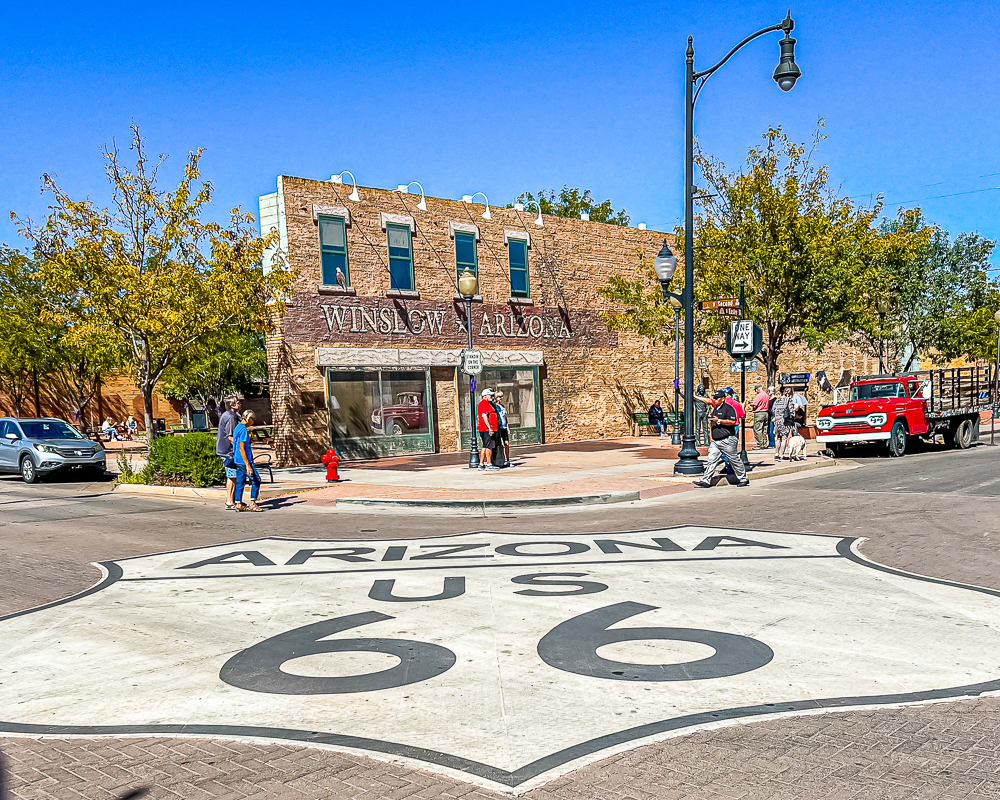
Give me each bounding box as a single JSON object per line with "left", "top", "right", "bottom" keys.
{"left": 161, "top": 330, "right": 267, "bottom": 416}
{"left": 14, "top": 127, "right": 294, "bottom": 436}
{"left": 514, "top": 187, "right": 630, "bottom": 226}
{"left": 598, "top": 250, "right": 680, "bottom": 345}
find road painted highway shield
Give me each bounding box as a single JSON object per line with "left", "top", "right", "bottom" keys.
{"left": 2, "top": 527, "right": 1000, "bottom": 792}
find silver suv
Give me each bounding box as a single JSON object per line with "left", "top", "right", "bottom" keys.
{"left": 0, "top": 418, "right": 107, "bottom": 483}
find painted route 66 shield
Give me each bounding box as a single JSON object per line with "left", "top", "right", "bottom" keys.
{"left": 2, "top": 526, "right": 1000, "bottom": 792}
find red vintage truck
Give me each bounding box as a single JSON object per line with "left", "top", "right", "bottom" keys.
{"left": 371, "top": 392, "right": 427, "bottom": 436}
{"left": 816, "top": 366, "right": 995, "bottom": 457}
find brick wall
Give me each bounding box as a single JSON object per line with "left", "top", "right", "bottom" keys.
{"left": 264, "top": 175, "right": 888, "bottom": 465}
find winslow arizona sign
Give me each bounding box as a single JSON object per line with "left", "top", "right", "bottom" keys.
{"left": 2, "top": 527, "right": 1000, "bottom": 792}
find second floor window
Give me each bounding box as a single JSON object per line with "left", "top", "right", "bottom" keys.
{"left": 455, "top": 231, "right": 478, "bottom": 278}
{"left": 387, "top": 223, "right": 414, "bottom": 291}
{"left": 508, "top": 238, "right": 529, "bottom": 298}
{"left": 318, "top": 216, "right": 349, "bottom": 286}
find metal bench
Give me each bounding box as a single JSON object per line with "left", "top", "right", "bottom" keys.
{"left": 632, "top": 411, "right": 684, "bottom": 437}
{"left": 253, "top": 452, "right": 274, "bottom": 483}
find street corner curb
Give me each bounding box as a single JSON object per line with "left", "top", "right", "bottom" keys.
{"left": 746, "top": 456, "right": 845, "bottom": 481}
{"left": 111, "top": 483, "right": 321, "bottom": 502}
{"left": 334, "top": 491, "right": 643, "bottom": 512}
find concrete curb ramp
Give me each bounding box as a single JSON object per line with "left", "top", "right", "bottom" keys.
{"left": 111, "top": 483, "right": 318, "bottom": 501}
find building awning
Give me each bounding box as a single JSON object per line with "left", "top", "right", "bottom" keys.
{"left": 315, "top": 348, "right": 543, "bottom": 369}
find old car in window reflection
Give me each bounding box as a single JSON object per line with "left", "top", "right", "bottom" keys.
{"left": 371, "top": 392, "right": 427, "bottom": 436}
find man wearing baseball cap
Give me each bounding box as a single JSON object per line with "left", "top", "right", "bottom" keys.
{"left": 477, "top": 388, "right": 500, "bottom": 471}
{"left": 693, "top": 390, "right": 749, "bottom": 488}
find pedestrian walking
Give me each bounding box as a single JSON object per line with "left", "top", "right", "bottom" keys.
{"left": 772, "top": 386, "right": 795, "bottom": 461}
{"left": 477, "top": 388, "right": 500, "bottom": 472}
{"left": 767, "top": 386, "right": 777, "bottom": 448}
{"left": 494, "top": 389, "right": 511, "bottom": 467}
{"left": 648, "top": 399, "right": 667, "bottom": 436}
{"left": 751, "top": 386, "right": 770, "bottom": 450}
{"left": 232, "top": 409, "right": 263, "bottom": 512}
{"left": 216, "top": 397, "right": 242, "bottom": 510}
{"left": 693, "top": 391, "right": 749, "bottom": 488}
{"left": 694, "top": 384, "right": 710, "bottom": 446}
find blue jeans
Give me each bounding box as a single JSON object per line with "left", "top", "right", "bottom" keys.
{"left": 651, "top": 419, "right": 668, "bottom": 435}
{"left": 769, "top": 418, "right": 775, "bottom": 448}
{"left": 236, "top": 465, "right": 261, "bottom": 504}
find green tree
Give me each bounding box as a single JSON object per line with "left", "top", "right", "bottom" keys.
{"left": 14, "top": 127, "right": 294, "bottom": 436}
{"left": 514, "top": 187, "right": 630, "bottom": 225}
{"left": 689, "top": 123, "right": 898, "bottom": 383}
{"left": 0, "top": 248, "right": 62, "bottom": 416}
{"left": 161, "top": 331, "right": 267, "bottom": 416}
{"left": 598, "top": 250, "right": 679, "bottom": 344}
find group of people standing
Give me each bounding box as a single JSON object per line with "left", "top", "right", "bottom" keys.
{"left": 476, "top": 387, "right": 511, "bottom": 471}
{"left": 214, "top": 397, "right": 263, "bottom": 512}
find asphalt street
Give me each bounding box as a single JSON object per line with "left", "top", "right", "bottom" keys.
{"left": 2, "top": 444, "right": 1000, "bottom": 800}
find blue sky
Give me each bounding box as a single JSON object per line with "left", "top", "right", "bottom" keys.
{"left": 2, "top": 0, "right": 998, "bottom": 266}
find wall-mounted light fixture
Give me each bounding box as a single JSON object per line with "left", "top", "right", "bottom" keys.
{"left": 513, "top": 200, "right": 525, "bottom": 211}
{"left": 638, "top": 223, "right": 647, "bottom": 230}
{"left": 398, "top": 181, "right": 427, "bottom": 211}
{"left": 331, "top": 171, "right": 360, "bottom": 202}
{"left": 464, "top": 192, "right": 492, "bottom": 221}
{"left": 522, "top": 200, "right": 544, "bottom": 227}
{"left": 580, "top": 211, "right": 590, "bottom": 221}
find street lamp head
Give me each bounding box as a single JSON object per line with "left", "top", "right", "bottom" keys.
{"left": 652, "top": 239, "right": 678, "bottom": 285}
{"left": 772, "top": 16, "right": 801, "bottom": 92}
{"left": 877, "top": 297, "right": 892, "bottom": 315}
{"left": 668, "top": 294, "right": 683, "bottom": 309}
{"left": 994, "top": 309, "right": 1000, "bottom": 326}
{"left": 458, "top": 269, "right": 478, "bottom": 298}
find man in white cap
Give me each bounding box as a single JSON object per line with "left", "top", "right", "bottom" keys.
{"left": 477, "top": 388, "right": 500, "bottom": 471}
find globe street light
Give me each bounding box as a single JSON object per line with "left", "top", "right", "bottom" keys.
{"left": 674, "top": 12, "right": 801, "bottom": 476}
{"left": 459, "top": 269, "right": 480, "bottom": 468}
{"left": 652, "top": 240, "right": 683, "bottom": 443}
{"left": 668, "top": 294, "right": 683, "bottom": 445}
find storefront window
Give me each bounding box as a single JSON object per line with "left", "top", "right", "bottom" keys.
{"left": 327, "top": 368, "right": 433, "bottom": 458}
{"left": 459, "top": 367, "right": 541, "bottom": 448}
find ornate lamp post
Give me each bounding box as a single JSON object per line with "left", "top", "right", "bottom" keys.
{"left": 993, "top": 309, "right": 1000, "bottom": 446}
{"left": 674, "top": 13, "right": 802, "bottom": 476}
{"left": 459, "top": 268, "right": 480, "bottom": 468}
{"left": 652, "top": 240, "right": 683, "bottom": 446}
{"left": 668, "top": 295, "right": 683, "bottom": 444}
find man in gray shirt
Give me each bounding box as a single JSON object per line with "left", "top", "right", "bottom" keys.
{"left": 216, "top": 398, "right": 242, "bottom": 509}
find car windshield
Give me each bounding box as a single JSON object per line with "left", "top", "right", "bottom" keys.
{"left": 19, "top": 420, "right": 86, "bottom": 440}
{"left": 850, "top": 383, "right": 905, "bottom": 400}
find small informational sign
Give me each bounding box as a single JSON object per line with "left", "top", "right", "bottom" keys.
{"left": 462, "top": 349, "right": 484, "bottom": 376}
{"left": 778, "top": 372, "right": 811, "bottom": 385}
{"left": 717, "top": 307, "right": 742, "bottom": 317}
{"left": 730, "top": 361, "right": 759, "bottom": 373}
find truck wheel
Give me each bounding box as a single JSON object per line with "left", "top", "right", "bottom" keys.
{"left": 953, "top": 419, "right": 974, "bottom": 449}
{"left": 390, "top": 419, "right": 406, "bottom": 436}
{"left": 887, "top": 421, "right": 907, "bottom": 457}
{"left": 20, "top": 456, "right": 39, "bottom": 484}
{"left": 827, "top": 443, "right": 842, "bottom": 458}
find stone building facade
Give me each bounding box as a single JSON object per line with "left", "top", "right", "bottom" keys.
{"left": 260, "top": 175, "right": 883, "bottom": 465}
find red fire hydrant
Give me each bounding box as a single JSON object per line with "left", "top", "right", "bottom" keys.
{"left": 321, "top": 446, "right": 341, "bottom": 482}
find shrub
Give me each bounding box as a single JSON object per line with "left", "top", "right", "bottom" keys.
{"left": 148, "top": 433, "right": 224, "bottom": 487}
{"left": 116, "top": 450, "right": 152, "bottom": 484}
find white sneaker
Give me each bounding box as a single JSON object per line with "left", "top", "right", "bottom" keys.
{"left": 484, "top": 465, "right": 501, "bottom": 471}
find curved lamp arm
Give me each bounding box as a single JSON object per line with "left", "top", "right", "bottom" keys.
{"left": 692, "top": 12, "right": 794, "bottom": 106}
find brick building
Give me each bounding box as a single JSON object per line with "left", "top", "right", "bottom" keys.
{"left": 259, "top": 175, "right": 884, "bottom": 466}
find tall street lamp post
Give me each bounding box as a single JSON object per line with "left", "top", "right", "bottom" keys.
{"left": 993, "top": 309, "right": 1000, "bottom": 446}
{"left": 674, "top": 13, "right": 802, "bottom": 476}
{"left": 459, "top": 269, "right": 480, "bottom": 468}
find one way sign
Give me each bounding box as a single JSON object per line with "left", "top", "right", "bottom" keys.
{"left": 726, "top": 320, "right": 763, "bottom": 359}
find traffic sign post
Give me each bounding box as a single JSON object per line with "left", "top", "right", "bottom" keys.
{"left": 722, "top": 283, "right": 765, "bottom": 468}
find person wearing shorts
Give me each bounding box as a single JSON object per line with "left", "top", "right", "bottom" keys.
{"left": 477, "top": 388, "right": 500, "bottom": 471}
{"left": 494, "top": 389, "right": 511, "bottom": 467}
{"left": 215, "top": 397, "right": 242, "bottom": 510}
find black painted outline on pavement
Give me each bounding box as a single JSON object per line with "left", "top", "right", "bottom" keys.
{"left": 2, "top": 530, "right": 1000, "bottom": 787}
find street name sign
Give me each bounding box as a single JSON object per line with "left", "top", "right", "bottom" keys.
{"left": 3, "top": 529, "right": 1000, "bottom": 792}
{"left": 461, "top": 349, "right": 483, "bottom": 375}
{"left": 699, "top": 298, "right": 740, "bottom": 310}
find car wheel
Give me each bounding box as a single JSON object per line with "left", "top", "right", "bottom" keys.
{"left": 20, "top": 456, "right": 39, "bottom": 484}
{"left": 887, "top": 420, "right": 907, "bottom": 458}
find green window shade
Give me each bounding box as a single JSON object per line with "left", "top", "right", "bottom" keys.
{"left": 455, "top": 231, "right": 478, "bottom": 277}
{"left": 508, "top": 239, "right": 529, "bottom": 298}
{"left": 387, "top": 224, "right": 414, "bottom": 291}
{"left": 319, "top": 216, "right": 348, "bottom": 286}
